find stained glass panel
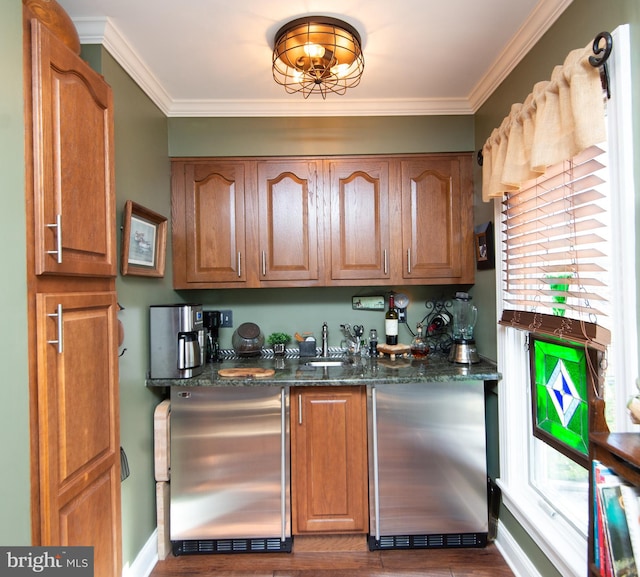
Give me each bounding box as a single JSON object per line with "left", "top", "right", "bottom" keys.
{"left": 530, "top": 334, "right": 590, "bottom": 467}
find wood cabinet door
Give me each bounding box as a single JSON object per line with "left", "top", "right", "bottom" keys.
{"left": 35, "top": 291, "right": 121, "bottom": 577}
{"left": 291, "top": 386, "right": 368, "bottom": 534}
{"left": 31, "top": 19, "right": 116, "bottom": 278}
{"left": 182, "top": 162, "right": 247, "bottom": 284}
{"left": 327, "top": 160, "right": 391, "bottom": 281}
{"left": 257, "top": 160, "right": 321, "bottom": 283}
{"left": 400, "top": 155, "right": 474, "bottom": 282}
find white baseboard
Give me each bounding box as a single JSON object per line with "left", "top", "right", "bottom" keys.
{"left": 121, "top": 529, "right": 158, "bottom": 577}
{"left": 494, "top": 520, "right": 543, "bottom": 577}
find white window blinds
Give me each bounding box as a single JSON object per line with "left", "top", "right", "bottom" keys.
{"left": 502, "top": 144, "right": 609, "bottom": 324}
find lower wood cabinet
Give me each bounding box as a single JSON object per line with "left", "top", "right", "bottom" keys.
{"left": 290, "top": 386, "right": 369, "bottom": 534}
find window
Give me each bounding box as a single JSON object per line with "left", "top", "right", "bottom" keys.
{"left": 495, "top": 25, "right": 635, "bottom": 577}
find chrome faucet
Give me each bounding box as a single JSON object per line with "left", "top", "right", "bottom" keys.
{"left": 321, "top": 322, "right": 329, "bottom": 357}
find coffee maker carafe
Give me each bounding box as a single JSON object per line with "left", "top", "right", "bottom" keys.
{"left": 447, "top": 292, "right": 480, "bottom": 364}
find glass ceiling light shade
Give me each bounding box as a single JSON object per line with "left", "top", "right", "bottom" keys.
{"left": 272, "top": 16, "right": 364, "bottom": 99}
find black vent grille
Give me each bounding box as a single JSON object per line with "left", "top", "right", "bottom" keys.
{"left": 369, "top": 533, "right": 487, "bottom": 551}
{"left": 172, "top": 537, "right": 292, "bottom": 556}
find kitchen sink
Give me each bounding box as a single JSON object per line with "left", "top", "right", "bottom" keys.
{"left": 302, "top": 357, "right": 351, "bottom": 367}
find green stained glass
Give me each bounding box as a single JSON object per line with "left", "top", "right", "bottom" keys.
{"left": 533, "top": 337, "right": 589, "bottom": 457}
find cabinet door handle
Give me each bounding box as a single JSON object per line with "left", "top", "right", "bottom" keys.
{"left": 262, "top": 251, "right": 266, "bottom": 277}
{"left": 407, "top": 248, "right": 411, "bottom": 275}
{"left": 370, "top": 386, "right": 381, "bottom": 540}
{"left": 46, "top": 214, "right": 62, "bottom": 264}
{"left": 298, "top": 393, "right": 302, "bottom": 425}
{"left": 280, "top": 388, "right": 287, "bottom": 540}
{"left": 237, "top": 252, "right": 242, "bottom": 277}
{"left": 47, "top": 303, "right": 63, "bottom": 354}
{"left": 383, "top": 249, "right": 388, "bottom": 275}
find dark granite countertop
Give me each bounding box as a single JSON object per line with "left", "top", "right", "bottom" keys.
{"left": 147, "top": 352, "right": 501, "bottom": 388}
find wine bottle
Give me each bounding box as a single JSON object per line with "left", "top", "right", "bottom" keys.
{"left": 385, "top": 294, "right": 399, "bottom": 345}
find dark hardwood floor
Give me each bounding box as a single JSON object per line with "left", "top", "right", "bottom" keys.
{"left": 150, "top": 536, "right": 515, "bottom": 577}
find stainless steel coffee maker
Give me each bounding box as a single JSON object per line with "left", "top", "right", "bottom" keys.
{"left": 149, "top": 304, "right": 205, "bottom": 378}
{"left": 447, "top": 292, "right": 480, "bottom": 364}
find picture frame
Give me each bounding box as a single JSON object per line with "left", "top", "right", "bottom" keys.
{"left": 474, "top": 221, "right": 495, "bottom": 270}
{"left": 121, "top": 200, "right": 167, "bottom": 277}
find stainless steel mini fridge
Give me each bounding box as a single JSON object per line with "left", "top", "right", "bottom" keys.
{"left": 367, "top": 381, "right": 488, "bottom": 550}
{"left": 170, "top": 386, "right": 292, "bottom": 554}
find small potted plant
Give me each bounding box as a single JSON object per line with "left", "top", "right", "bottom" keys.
{"left": 267, "top": 332, "right": 291, "bottom": 357}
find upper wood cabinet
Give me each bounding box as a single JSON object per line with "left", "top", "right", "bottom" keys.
{"left": 31, "top": 18, "right": 116, "bottom": 278}
{"left": 257, "top": 160, "right": 323, "bottom": 284}
{"left": 171, "top": 153, "right": 474, "bottom": 289}
{"left": 174, "top": 161, "right": 247, "bottom": 285}
{"left": 400, "top": 155, "right": 474, "bottom": 283}
{"left": 327, "top": 159, "right": 391, "bottom": 282}
{"left": 172, "top": 159, "right": 324, "bottom": 288}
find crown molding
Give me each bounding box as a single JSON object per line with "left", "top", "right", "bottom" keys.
{"left": 73, "top": 0, "right": 573, "bottom": 118}
{"left": 166, "top": 98, "right": 474, "bottom": 118}
{"left": 468, "top": 0, "right": 575, "bottom": 110}
{"left": 74, "top": 17, "right": 173, "bottom": 115}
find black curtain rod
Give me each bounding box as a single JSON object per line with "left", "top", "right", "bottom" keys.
{"left": 590, "top": 31, "right": 613, "bottom": 99}
{"left": 477, "top": 31, "right": 613, "bottom": 167}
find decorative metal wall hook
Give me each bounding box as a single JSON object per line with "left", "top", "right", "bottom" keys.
{"left": 589, "top": 31, "right": 613, "bottom": 99}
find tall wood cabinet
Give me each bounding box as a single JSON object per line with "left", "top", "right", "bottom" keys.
{"left": 172, "top": 153, "right": 474, "bottom": 288}
{"left": 290, "top": 386, "right": 368, "bottom": 534}
{"left": 24, "top": 4, "right": 121, "bottom": 577}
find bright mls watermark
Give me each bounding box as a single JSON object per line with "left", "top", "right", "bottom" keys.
{"left": 0, "top": 547, "right": 93, "bottom": 576}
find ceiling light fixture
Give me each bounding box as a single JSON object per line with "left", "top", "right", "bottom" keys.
{"left": 272, "top": 16, "right": 364, "bottom": 99}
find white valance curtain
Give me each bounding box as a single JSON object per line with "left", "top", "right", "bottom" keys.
{"left": 482, "top": 40, "right": 608, "bottom": 202}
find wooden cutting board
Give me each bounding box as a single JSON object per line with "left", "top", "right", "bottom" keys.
{"left": 218, "top": 367, "right": 276, "bottom": 379}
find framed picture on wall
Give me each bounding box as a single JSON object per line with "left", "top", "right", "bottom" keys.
{"left": 475, "top": 221, "right": 495, "bottom": 270}
{"left": 121, "top": 200, "right": 167, "bottom": 277}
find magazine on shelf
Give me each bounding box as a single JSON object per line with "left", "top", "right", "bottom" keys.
{"left": 621, "top": 485, "right": 640, "bottom": 567}
{"left": 592, "top": 459, "right": 640, "bottom": 577}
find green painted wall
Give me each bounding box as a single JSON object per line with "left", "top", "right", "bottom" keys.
{"left": 0, "top": 0, "right": 30, "bottom": 546}
{"left": 474, "top": 1, "right": 640, "bottom": 575}
{"left": 168, "top": 115, "right": 474, "bottom": 157}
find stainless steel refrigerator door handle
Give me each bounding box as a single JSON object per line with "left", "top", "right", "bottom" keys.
{"left": 280, "top": 387, "right": 286, "bottom": 541}
{"left": 46, "top": 213, "right": 62, "bottom": 264}
{"left": 237, "top": 251, "right": 242, "bottom": 277}
{"left": 371, "top": 386, "right": 381, "bottom": 541}
{"left": 407, "top": 248, "right": 411, "bottom": 275}
{"left": 262, "top": 251, "right": 266, "bottom": 276}
{"left": 383, "top": 249, "right": 388, "bottom": 275}
{"left": 298, "top": 393, "right": 302, "bottom": 425}
{"left": 47, "top": 303, "right": 63, "bottom": 354}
